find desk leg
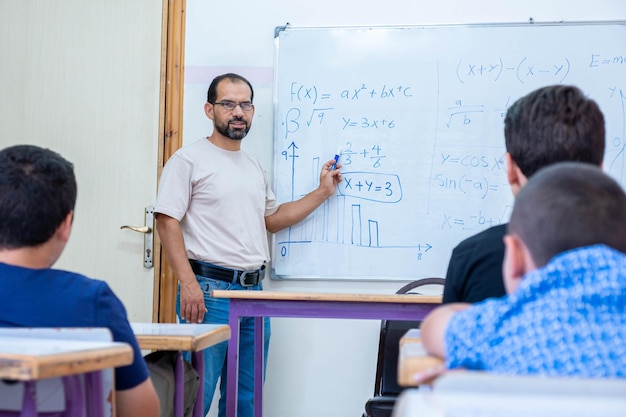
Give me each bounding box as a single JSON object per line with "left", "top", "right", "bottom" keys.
{"left": 83, "top": 371, "right": 104, "bottom": 417}
{"left": 191, "top": 350, "right": 205, "bottom": 417}
{"left": 174, "top": 351, "right": 184, "bottom": 417}
{"left": 20, "top": 380, "right": 37, "bottom": 417}
{"left": 61, "top": 375, "right": 85, "bottom": 417}
{"left": 226, "top": 302, "right": 241, "bottom": 417}
{"left": 254, "top": 316, "right": 264, "bottom": 417}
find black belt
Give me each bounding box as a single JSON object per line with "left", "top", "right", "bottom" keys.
{"left": 189, "top": 259, "right": 265, "bottom": 287}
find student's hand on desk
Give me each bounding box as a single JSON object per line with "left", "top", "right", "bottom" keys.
{"left": 179, "top": 281, "right": 207, "bottom": 323}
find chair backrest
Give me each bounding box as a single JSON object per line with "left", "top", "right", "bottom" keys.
{"left": 0, "top": 327, "right": 115, "bottom": 417}
{"left": 373, "top": 278, "right": 445, "bottom": 397}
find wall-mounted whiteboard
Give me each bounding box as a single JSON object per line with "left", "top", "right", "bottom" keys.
{"left": 271, "top": 22, "right": 626, "bottom": 280}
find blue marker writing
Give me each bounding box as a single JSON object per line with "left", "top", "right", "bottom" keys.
{"left": 330, "top": 147, "right": 341, "bottom": 170}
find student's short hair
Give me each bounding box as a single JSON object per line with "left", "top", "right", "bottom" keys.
{"left": 509, "top": 162, "right": 626, "bottom": 266}
{"left": 206, "top": 73, "right": 254, "bottom": 104}
{"left": 0, "top": 145, "right": 77, "bottom": 248}
{"left": 504, "top": 85, "right": 605, "bottom": 178}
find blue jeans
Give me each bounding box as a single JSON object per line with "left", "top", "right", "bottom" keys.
{"left": 177, "top": 275, "right": 271, "bottom": 417}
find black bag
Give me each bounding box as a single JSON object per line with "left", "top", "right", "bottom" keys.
{"left": 145, "top": 350, "right": 200, "bottom": 417}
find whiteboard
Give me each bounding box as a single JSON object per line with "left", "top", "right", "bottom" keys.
{"left": 271, "top": 22, "right": 626, "bottom": 280}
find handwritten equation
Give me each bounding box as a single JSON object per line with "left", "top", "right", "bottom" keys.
{"left": 456, "top": 57, "right": 570, "bottom": 84}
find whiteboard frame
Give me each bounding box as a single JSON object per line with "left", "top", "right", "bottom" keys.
{"left": 271, "top": 19, "right": 626, "bottom": 281}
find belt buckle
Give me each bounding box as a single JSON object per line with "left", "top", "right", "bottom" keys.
{"left": 239, "top": 270, "right": 257, "bottom": 287}
{"left": 238, "top": 266, "right": 264, "bottom": 287}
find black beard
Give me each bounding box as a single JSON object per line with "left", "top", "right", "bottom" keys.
{"left": 215, "top": 119, "right": 250, "bottom": 140}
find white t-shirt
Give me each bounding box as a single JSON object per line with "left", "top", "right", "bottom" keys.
{"left": 154, "top": 138, "right": 279, "bottom": 270}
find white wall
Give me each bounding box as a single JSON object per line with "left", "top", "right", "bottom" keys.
{"left": 183, "top": 2, "right": 626, "bottom": 417}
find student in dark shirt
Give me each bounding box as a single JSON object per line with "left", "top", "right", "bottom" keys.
{"left": 443, "top": 85, "right": 605, "bottom": 304}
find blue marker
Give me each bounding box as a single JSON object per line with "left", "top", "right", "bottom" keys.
{"left": 330, "top": 147, "right": 341, "bottom": 170}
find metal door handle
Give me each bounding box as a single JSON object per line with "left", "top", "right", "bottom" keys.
{"left": 120, "top": 206, "right": 154, "bottom": 268}
{"left": 120, "top": 225, "right": 152, "bottom": 233}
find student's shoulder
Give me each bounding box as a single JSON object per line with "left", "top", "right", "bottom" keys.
{"left": 46, "top": 268, "right": 116, "bottom": 299}
{"left": 51, "top": 267, "right": 105, "bottom": 282}
{"left": 1, "top": 263, "right": 106, "bottom": 288}
{"left": 452, "top": 223, "right": 508, "bottom": 254}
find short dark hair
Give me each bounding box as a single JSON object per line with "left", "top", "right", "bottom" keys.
{"left": 509, "top": 162, "right": 626, "bottom": 266}
{"left": 0, "top": 145, "right": 77, "bottom": 248}
{"left": 504, "top": 85, "right": 605, "bottom": 178}
{"left": 206, "top": 73, "right": 254, "bottom": 104}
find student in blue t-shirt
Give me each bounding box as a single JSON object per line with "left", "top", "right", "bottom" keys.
{"left": 0, "top": 145, "right": 160, "bottom": 417}
{"left": 421, "top": 162, "right": 626, "bottom": 379}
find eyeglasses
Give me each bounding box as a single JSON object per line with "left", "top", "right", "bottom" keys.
{"left": 212, "top": 101, "right": 254, "bottom": 112}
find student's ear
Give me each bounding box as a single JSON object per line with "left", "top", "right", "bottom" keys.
{"left": 502, "top": 234, "right": 532, "bottom": 294}
{"left": 48, "top": 212, "right": 73, "bottom": 268}
{"left": 505, "top": 153, "right": 527, "bottom": 197}
{"left": 57, "top": 212, "right": 74, "bottom": 243}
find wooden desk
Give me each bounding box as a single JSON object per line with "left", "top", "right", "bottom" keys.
{"left": 392, "top": 373, "right": 626, "bottom": 417}
{"left": 211, "top": 290, "right": 441, "bottom": 417}
{"left": 0, "top": 336, "right": 132, "bottom": 417}
{"left": 397, "top": 328, "right": 443, "bottom": 387}
{"left": 399, "top": 328, "right": 422, "bottom": 346}
{"left": 131, "top": 323, "right": 231, "bottom": 417}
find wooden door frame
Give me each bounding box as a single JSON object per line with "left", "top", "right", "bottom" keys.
{"left": 153, "top": 0, "right": 186, "bottom": 323}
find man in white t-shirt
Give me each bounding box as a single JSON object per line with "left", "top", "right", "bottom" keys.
{"left": 154, "top": 73, "right": 342, "bottom": 417}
